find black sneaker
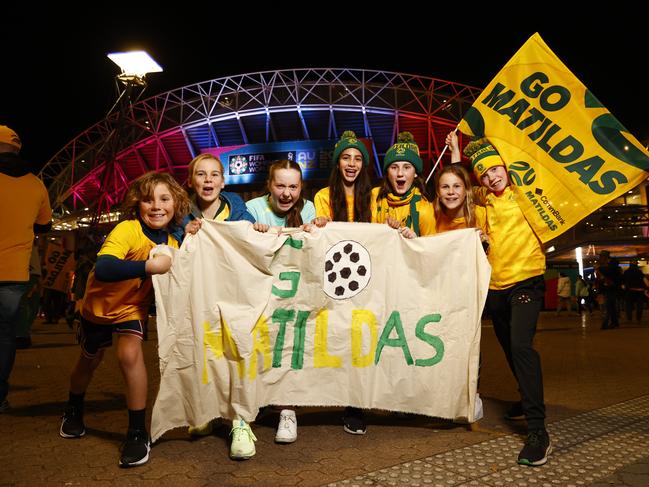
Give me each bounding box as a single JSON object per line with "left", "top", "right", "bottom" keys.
{"left": 60, "top": 405, "right": 86, "bottom": 438}
{"left": 504, "top": 401, "right": 526, "bottom": 420}
{"left": 119, "top": 429, "right": 151, "bottom": 468}
{"left": 518, "top": 429, "right": 552, "bottom": 466}
{"left": 343, "top": 407, "right": 367, "bottom": 435}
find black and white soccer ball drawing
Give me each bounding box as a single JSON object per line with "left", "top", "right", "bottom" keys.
{"left": 323, "top": 240, "right": 371, "bottom": 300}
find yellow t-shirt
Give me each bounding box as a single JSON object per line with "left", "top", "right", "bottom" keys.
{"left": 474, "top": 186, "right": 545, "bottom": 290}
{"left": 371, "top": 187, "right": 436, "bottom": 236}
{"left": 436, "top": 206, "right": 487, "bottom": 234}
{"left": 314, "top": 187, "right": 354, "bottom": 222}
{"left": 0, "top": 173, "right": 52, "bottom": 281}
{"left": 81, "top": 220, "right": 179, "bottom": 324}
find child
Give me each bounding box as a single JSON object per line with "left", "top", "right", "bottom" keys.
{"left": 178, "top": 154, "right": 255, "bottom": 238}
{"left": 447, "top": 131, "right": 551, "bottom": 466}
{"left": 433, "top": 164, "right": 485, "bottom": 235}
{"left": 313, "top": 130, "right": 371, "bottom": 435}
{"left": 246, "top": 159, "right": 316, "bottom": 233}
{"left": 59, "top": 172, "right": 190, "bottom": 468}
{"left": 371, "top": 132, "right": 436, "bottom": 237}
{"left": 179, "top": 153, "right": 258, "bottom": 461}
{"left": 246, "top": 159, "right": 316, "bottom": 444}
{"left": 432, "top": 162, "right": 487, "bottom": 423}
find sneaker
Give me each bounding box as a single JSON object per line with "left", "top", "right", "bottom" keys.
{"left": 60, "top": 405, "right": 86, "bottom": 438}
{"left": 343, "top": 407, "right": 367, "bottom": 435}
{"left": 275, "top": 409, "right": 297, "bottom": 443}
{"left": 188, "top": 420, "right": 214, "bottom": 437}
{"left": 0, "top": 399, "right": 8, "bottom": 413}
{"left": 229, "top": 419, "right": 257, "bottom": 460}
{"left": 119, "top": 429, "right": 151, "bottom": 467}
{"left": 504, "top": 401, "right": 525, "bottom": 420}
{"left": 518, "top": 429, "right": 552, "bottom": 466}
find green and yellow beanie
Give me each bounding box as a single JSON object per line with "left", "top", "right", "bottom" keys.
{"left": 383, "top": 131, "right": 423, "bottom": 173}
{"left": 463, "top": 138, "right": 504, "bottom": 178}
{"left": 332, "top": 130, "right": 369, "bottom": 166}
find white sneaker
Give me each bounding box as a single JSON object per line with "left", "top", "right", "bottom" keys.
{"left": 229, "top": 419, "right": 256, "bottom": 460}
{"left": 474, "top": 393, "right": 484, "bottom": 421}
{"left": 275, "top": 409, "right": 297, "bottom": 443}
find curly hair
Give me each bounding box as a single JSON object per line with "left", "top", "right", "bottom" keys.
{"left": 267, "top": 160, "right": 306, "bottom": 227}
{"left": 432, "top": 165, "right": 476, "bottom": 228}
{"left": 328, "top": 154, "right": 372, "bottom": 222}
{"left": 121, "top": 171, "right": 190, "bottom": 226}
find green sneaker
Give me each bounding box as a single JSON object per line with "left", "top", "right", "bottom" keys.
{"left": 229, "top": 419, "right": 256, "bottom": 460}
{"left": 188, "top": 420, "right": 214, "bottom": 437}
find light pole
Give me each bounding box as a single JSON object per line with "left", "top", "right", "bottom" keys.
{"left": 92, "top": 51, "right": 163, "bottom": 221}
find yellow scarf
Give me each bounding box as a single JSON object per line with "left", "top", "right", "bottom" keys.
{"left": 374, "top": 187, "right": 424, "bottom": 235}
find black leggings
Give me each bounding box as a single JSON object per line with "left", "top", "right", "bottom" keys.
{"left": 487, "top": 275, "right": 546, "bottom": 430}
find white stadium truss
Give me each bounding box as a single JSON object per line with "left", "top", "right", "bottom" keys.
{"left": 39, "top": 68, "right": 481, "bottom": 218}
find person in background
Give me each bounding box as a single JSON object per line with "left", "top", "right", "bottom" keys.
{"left": 575, "top": 275, "right": 591, "bottom": 315}
{"left": 0, "top": 125, "right": 52, "bottom": 413}
{"left": 623, "top": 259, "right": 645, "bottom": 323}
{"left": 16, "top": 242, "right": 43, "bottom": 349}
{"left": 313, "top": 130, "right": 372, "bottom": 435}
{"left": 59, "top": 172, "right": 189, "bottom": 468}
{"left": 555, "top": 273, "right": 572, "bottom": 315}
{"left": 596, "top": 250, "right": 622, "bottom": 330}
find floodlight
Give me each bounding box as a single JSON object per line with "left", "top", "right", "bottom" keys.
{"left": 107, "top": 50, "right": 162, "bottom": 81}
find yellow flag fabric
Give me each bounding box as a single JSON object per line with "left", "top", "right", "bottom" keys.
{"left": 459, "top": 32, "right": 649, "bottom": 243}
{"left": 150, "top": 221, "right": 490, "bottom": 442}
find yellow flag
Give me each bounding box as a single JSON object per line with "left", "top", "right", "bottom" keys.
{"left": 459, "top": 32, "right": 649, "bottom": 243}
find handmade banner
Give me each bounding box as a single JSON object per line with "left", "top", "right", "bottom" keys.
{"left": 151, "top": 221, "right": 490, "bottom": 442}
{"left": 43, "top": 241, "right": 75, "bottom": 292}
{"left": 459, "top": 32, "right": 649, "bottom": 243}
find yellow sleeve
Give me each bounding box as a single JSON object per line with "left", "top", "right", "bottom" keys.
{"left": 474, "top": 205, "right": 487, "bottom": 233}
{"left": 36, "top": 179, "right": 52, "bottom": 225}
{"left": 314, "top": 187, "right": 332, "bottom": 219}
{"left": 370, "top": 187, "right": 381, "bottom": 223}
{"left": 418, "top": 200, "right": 437, "bottom": 236}
{"left": 97, "top": 221, "right": 138, "bottom": 259}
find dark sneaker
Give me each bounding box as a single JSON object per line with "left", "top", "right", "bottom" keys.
{"left": 60, "top": 406, "right": 86, "bottom": 438}
{"left": 119, "top": 429, "right": 151, "bottom": 467}
{"left": 504, "top": 401, "right": 525, "bottom": 420}
{"left": 518, "top": 429, "right": 552, "bottom": 466}
{"left": 343, "top": 407, "right": 367, "bottom": 435}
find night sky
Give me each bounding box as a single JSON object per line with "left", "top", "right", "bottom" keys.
{"left": 3, "top": 6, "right": 647, "bottom": 171}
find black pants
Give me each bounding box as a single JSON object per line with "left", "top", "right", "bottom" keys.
{"left": 487, "top": 275, "right": 546, "bottom": 431}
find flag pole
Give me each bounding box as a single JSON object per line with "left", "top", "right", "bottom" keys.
{"left": 425, "top": 126, "right": 458, "bottom": 184}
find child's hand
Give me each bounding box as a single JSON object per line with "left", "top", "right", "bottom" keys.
{"left": 479, "top": 230, "right": 490, "bottom": 254}
{"left": 399, "top": 226, "right": 416, "bottom": 239}
{"left": 300, "top": 223, "right": 314, "bottom": 233}
{"left": 312, "top": 216, "right": 329, "bottom": 228}
{"left": 253, "top": 222, "right": 270, "bottom": 233}
{"left": 146, "top": 254, "right": 172, "bottom": 275}
{"left": 386, "top": 217, "right": 401, "bottom": 230}
{"left": 185, "top": 219, "right": 202, "bottom": 235}
{"left": 446, "top": 131, "right": 461, "bottom": 163}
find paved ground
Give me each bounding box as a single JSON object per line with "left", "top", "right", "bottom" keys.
{"left": 1, "top": 310, "right": 648, "bottom": 486}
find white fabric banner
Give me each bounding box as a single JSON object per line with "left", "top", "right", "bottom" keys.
{"left": 151, "top": 221, "right": 490, "bottom": 442}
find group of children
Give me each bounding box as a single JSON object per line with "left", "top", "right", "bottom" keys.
{"left": 58, "top": 129, "right": 551, "bottom": 469}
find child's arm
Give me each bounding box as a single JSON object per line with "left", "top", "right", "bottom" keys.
{"left": 145, "top": 253, "right": 172, "bottom": 275}
{"left": 446, "top": 131, "right": 462, "bottom": 163}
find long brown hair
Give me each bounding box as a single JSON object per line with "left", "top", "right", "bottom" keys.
{"left": 267, "top": 159, "right": 306, "bottom": 227}
{"left": 329, "top": 154, "right": 372, "bottom": 222}
{"left": 432, "top": 164, "right": 476, "bottom": 228}
{"left": 121, "top": 171, "right": 190, "bottom": 226}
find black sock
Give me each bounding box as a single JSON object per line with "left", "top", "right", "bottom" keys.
{"left": 68, "top": 392, "right": 85, "bottom": 410}
{"left": 128, "top": 408, "right": 146, "bottom": 432}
